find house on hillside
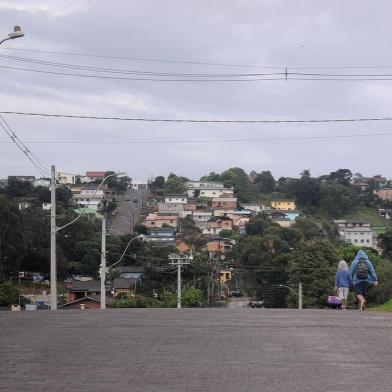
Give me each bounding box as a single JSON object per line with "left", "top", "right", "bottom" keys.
{"left": 118, "top": 266, "right": 144, "bottom": 280}
{"left": 82, "top": 171, "right": 106, "bottom": 183}
{"left": 56, "top": 172, "right": 79, "bottom": 185}
{"left": 192, "top": 211, "right": 213, "bottom": 229}
{"left": 164, "top": 194, "right": 188, "bottom": 204}
{"left": 343, "top": 227, "right": 374, "bottom": 248}
{"left": 374, "top": 188, "right": 392, "bottom": 201}
{"left": 267, "top": 211, "right": 294, "bottom": 228}
{"left": 271, "top": 199, "right": 296, "bottom": 211}
{"left": 202, "top": 218, "right": 233, "bottom": 236}
{"left": 157, "top": 202, "right": 184, "bottom": 214}
{"left": 18, "top": 202, "right": 31, "bottom": 211}
{"left": 212, "top": 197, "right": 237, "bottom": 210}
{"left": 74, "top": 184, "right": 105, "bottom": 211}
{"left": 65, "top": 280, "right": 111, "bottom": 303}
{"left": 334, "top": 220, "right": 371, "bottom": 236}
{"left": 113, "top": 278, "right": 138, "bottom": 299}
{"left": 142, "top": 227, "right": 176, "bottom": 246}
{"left": 142, "top": 214, "right": 178, "bottom": 229}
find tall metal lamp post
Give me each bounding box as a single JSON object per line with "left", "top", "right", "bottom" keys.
{"left": 278, "top": 283, "right": 303, "bottom": 309}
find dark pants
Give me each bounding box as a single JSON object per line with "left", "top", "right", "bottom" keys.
{"left": 354, "top": 281, "right": 369, "bottom": 297}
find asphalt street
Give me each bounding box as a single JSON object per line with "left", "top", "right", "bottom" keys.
{"left": 109, "top": 189, "right": 144, "bottom": 235}
{"left": 1, "top": 309, "right": 391, "bottom": 392}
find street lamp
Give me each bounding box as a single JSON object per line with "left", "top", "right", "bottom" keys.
{"left": 0, "top": 26, "right": 24, "bottom": 46}
{"left": 100, "top": 234, "right": 144, "bottom": 309}
{"left": 278, "top": 283, "right": 303, "bottom": 310}
{"left": 50, "top": 168, "right": 125, "bottom": 310}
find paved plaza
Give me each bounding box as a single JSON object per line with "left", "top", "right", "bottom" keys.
{"left": 1, "top": 309, "right": 392, "bottom": 391}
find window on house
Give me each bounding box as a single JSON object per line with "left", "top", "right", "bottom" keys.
{"left": 360, "top": 239, "right": 364, "bottom": 243}
{"left": 354, "top": 239, "right": 358, "bottom": 243}
{"left": 366, "top": 239, "right": 370, "bottom": 243}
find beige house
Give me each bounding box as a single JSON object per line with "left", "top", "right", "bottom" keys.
{"left": 142, "top": 213, "right": 178, "bottom": 228}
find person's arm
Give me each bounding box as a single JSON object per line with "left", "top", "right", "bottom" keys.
{"left": 368, "top": 260, "right": 378, "bottom": 282}
{"left": 350, "top": 262, "right": 356, "bottom": 279}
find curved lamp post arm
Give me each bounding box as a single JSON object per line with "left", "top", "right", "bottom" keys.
{"left": 0, "top": 26, "right": 24, "bottom": 46}
{"left": 107, "top": 236, "right": 142, "bottom": 269}
{"left": 57, "top": 172, "right": 124, "bottom": 232}
{"left": 278, "top": 284, "right": 298, "bottom": 296}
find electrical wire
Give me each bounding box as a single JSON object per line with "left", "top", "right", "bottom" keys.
{"left": 2, "top": 111, "right": 392, "bottom": 124}
{"left": 4, "top": 47, "right": 392, "bottom": 70}
{"left": 0, "top": 54, "right": 284, "bottom": 77}
{"left": 0, "top": 64, "right": 284, "bottom": 81}
{"left": 0, "top": 132, "right": 391, "bottom": 145}
{"left": 0, "top": 115, "right": 50, "bottom": 177}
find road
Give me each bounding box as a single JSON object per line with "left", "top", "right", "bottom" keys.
{"left": 108, "top": 188, "right": 145, "bottom": 235}
{"left": 1, "top": 309, "right": 392, "bottom": 391}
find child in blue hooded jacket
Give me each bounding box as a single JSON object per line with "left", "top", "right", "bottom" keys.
{"left": 350, "top": 250, "right": 378, "bottom": 311}
{"left": 334, "top": 260, "right": 351, "bottom": 310}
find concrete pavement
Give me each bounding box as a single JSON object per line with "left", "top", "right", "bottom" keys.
{"left": 1, "top": 309, "right": 392, "bottom": 391}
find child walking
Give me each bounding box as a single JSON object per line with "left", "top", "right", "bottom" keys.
{"left": 334, "top": 260, "right": 352, "bottom": 310}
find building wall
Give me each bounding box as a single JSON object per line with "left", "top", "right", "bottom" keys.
{"left": 374, "top": 188, "right": 392, "bottom": 201}
{"left": 157, "top": 202, "right": 184, "bottom": 213}
{"left": 164, "top": 196, "right": 187, "bottom": 204}
{"left": 271, "top": 200, "right": 296, "bottom": 210}
{"left": 344, "top": 231, "right": 373, "bottom": 247}
{"left": 212, "top": 199, "right": 237, "bottom": 209}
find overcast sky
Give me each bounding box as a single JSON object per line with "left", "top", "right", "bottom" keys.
{"left": 1, "top": 0, "right": 392, "bottom": 182}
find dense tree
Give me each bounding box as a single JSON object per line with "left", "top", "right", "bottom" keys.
{"left": 287, "top": 240, "right": 337, "bottom": 308}
{"left": 0, "top": 196, "right": 26, "bottom": 277}
{"left": 245, "top": 214, "right": 276, "bottom": 236}
{"left": 319, "top": 183, "right": 355, "bottom": 218}
{"left": 6, "top": 178, "right": 33, "bottom": 197}
{"left": 253, "top": 171, "right": 275, "bottom": 193}
{"left": 164, "top": 173, "right": 188, "bottom": 194}
{"left": 327, "top": 169, "right": 353, "bottom": 187}
{"left": 379, "top": 229, "right": 392, "bottom": 259}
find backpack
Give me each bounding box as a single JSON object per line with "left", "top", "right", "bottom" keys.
{"left": 355, "top": 259, "right": 369, "bottom": 279}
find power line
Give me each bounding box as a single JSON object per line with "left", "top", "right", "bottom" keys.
{"left": 0, "top": 64, "right": 284, "bottom": 82}
{"left": 5, "top": 54, "right": 392, "bottom": 79}
{"left": 2, "top": 111, "right": 392, "bottom": 124}
{"left": 0, "top": 115, "right": 50, "bottom": 177}
{"left": 0, "top": 132, "right": 391, "bottom": 145}
{"left": 0, "top": 54, "right": 283, "bottom": 77}
{"left": 3, "top": 47, "right": 392, "bottom": 70}
{"left": 0, "top": 47, "right": 283, "bottom": 69}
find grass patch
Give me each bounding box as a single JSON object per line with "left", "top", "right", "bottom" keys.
{"left": 369, "top": 298, "right": 392, "bottom": 311}
{"left": 343, "top": 207, "right": 385, "bottom": 227}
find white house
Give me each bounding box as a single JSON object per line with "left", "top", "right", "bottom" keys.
{"left": 343, "top": 227, "right": 374, "bottom": 248}
{"left": 42, "top": 203, "right": 51, "bottom": 210}
{"left": 192, "top": 211, "right": 213, "bottom": 229}
{"left": 131, "top": 180, "right": 148, "bottom": 190}
{"left": 164, "top": 194, "right": 188, "bottom": 204}
{"left": 157, "top": 202, "right": 184, "bottom": 214}
{"left": 188, "top": 187, "right": 234, "bottom": 198}
{"left": 56, "top": 172, "right": 78, "bottom": 185}
{"left": 186, "top": 180, "right": 224, "bottom": 190}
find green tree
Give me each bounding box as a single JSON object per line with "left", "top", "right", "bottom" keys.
{"left": 288, "top": 241, "right": 337, "bottom": 308}
{"left": 245, "top": 214, "right": 275, "bottom": 236}
{"left": 0, "top": 282, "right": 21, "bottom": 306}
{"left": 164, "top": 173, "right": 188, "bottom": 194}
{"left": 6, "top": 178, "right": 33, "bottom": 197}
{"left": 182, "top": 288, "right": 203, "bottom": 307}
{"left": 254, "top": 171, "right": 275, "bottom": 193}
{"left": 379, "top": 229, "right": 392, "bottom": 259}
{"left": 319, "top": 183, "right": 355, "bottom": 218}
